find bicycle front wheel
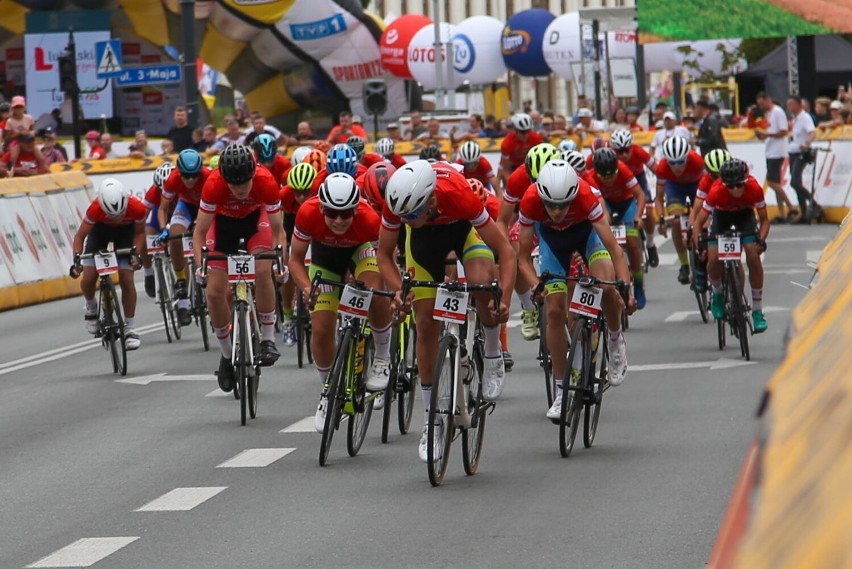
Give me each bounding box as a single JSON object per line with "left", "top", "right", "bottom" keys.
{"left": 730, "top": 267, "right": 750, "bottom": 361}
{"left": 197, "top": 285, "right": 210, "bottom": 351}
{"left": 296, "top": 294, "right": 308, "bottom": 368}
{"left": 398, "top": 322, "right": 417, "bottom": 435}
{"left": 584, "top": 324, "right": 607, "bottom": 448}
{"left": 560, "top": 324, "right": 587, "bottom": 458}
{"left": 319, "top": 327, "right": 351, "bottom": 466}
{"left": 347, "top": 334, "right": 375, "bottom": 457}
{"left": 428, "top": 335, "right": 456, "bottom": 486}
{"left": 236, "top": 304, "right": 250, "bottom": 426}
{"left": 381, "top": 323, "right": 401, "bottom": 444}
{"left": 538, "top": 305, "right": 554, "bottom": 408}
{"left": 103, "top": 281, "right": 127, "bottom": 376}
{"left": 155, "top": 258, "right": 173, "bottom": 343}
{"left": 462, "top": 338, "right": 487, "bottom": 476}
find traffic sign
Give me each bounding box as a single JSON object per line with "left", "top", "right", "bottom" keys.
{"left": 95, "top": 39, "right": 123, "bottom": 79}
{"left": 114, "top": 64, "right": 182, "bottom": 87}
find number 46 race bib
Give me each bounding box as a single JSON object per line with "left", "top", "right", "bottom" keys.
{"left": 339, "top": 285, "right": 373, "bottom": 319}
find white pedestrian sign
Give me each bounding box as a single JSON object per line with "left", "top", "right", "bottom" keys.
{"left": 95, "top": 39, "right": 123, "bottom": 79}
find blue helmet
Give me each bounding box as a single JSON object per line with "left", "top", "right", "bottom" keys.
{"left": 177, "top": 149, "right": 203, "bottom": 176}
{"left": 326, "top": 143, "right": 358, "bottom": 176}
{"left": 252, "top": 133, "right": 277, "bottom": 163}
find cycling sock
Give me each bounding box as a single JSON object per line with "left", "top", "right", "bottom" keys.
{"left": 710, "top": 279, "right": 723, "bottom": 293}
{"left": 215, "top": 326, "right": 232, "bottom": 358}
{"left": 316, "top": 366, "right": 330, "bottom": 387}
{"left": 519, "top": 289, "right": 535, "bottom": 310}
{"left": 124, "top": 317, "right": 134, "bottom": 329}
{"left": 372, "top": 323, "right": 391, "bottom": 360}
{"left": 178, "top": 298, "right": 190, "bottom": 310}
{"left": 143, "top": 266, "right": 154, "bottom": 277}
{"left": 751, "top": 288, "right": 763, "bottom": 311}
{"left": 85, "top": 298, "right": 97, "bottom": 312}
{"left": 421, "top": 385, "right": 432, "bottom": 425}
{"left": 484, "top": 324, "right": 502, "bottom": 358}
{"left": 259, "top": 311, "right": 276, "bottom": 341}
{"left": 678, "top": 252, "right": 689, "bottom": 266}
{"left": 283, "top": 308, "right": 294, "bottom": 319}
{"left": 175, "top": 269, "right": 187, "bottom": 282}
{"left": 555, "top": 379, "right": 563, "bottom": 391}
{"left": 633, "top": 271, "right": 643, "bottom": 286}
{"left": 645, "top": 233, "right": 655, "bottom": 245}
{"left": 500, "top": 323, "right": 508, "bottom": 351}
{"left": 607, "top": 328, "right": 623, "bottom": 349}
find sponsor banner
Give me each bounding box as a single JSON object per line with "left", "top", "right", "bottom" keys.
{"left": 0, "top": 194, "right": 55, "bottom": 283}
{"left": 45, "top": 191, "right": 82, "bottom": 261}
{"left": 318, "top": 21, "right": 385, "bottom": 99}
{"left": 50, "top": 155, "right": 171, "bottom": 175}
{"left": 28, "top": 193, "right": 69, "bottom": 272}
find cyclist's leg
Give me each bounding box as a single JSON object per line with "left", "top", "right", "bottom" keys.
{"left": 169, "top": 200, "right": 192, "bottom": 278}
{"left": 356, "top": 243, "right": 393, "bottom": 391}
{"left": 280, "top": 213, "right": 297, "bottom": 344}
{"left": 509, "top": 220, "right": 538, "bottom": 342}
{"left": 142, "top": 207, "right": 160, "bottom": 296}
{"left": 665, "top": 181, "right": 691, "bottom": 281}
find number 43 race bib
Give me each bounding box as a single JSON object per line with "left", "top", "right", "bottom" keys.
{"left": 433, "top": 287, "right": 469, "bottom": 324}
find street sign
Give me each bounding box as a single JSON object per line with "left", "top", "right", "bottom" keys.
{"left": 95, "top": 39, "right": 123, "bottom": 79}
{"left": 114, "top": 64, "right": 182, "bottom": 87}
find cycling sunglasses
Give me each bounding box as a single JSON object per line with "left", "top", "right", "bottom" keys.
{"left": 180, "top": 173, "right": 200, "bottom": 180}
{"left": 542, "top": 200, "right": 570, "bottom": 210}
{"left": 401, "top": 203, "right": 428, "bottom": 221}
{"left": 615, "top": 147, "right": 631, "bottom": 154}
{"left": 726, "top": 181, "right": 747, "bottom": 189}
{"left": 322, "top": 207, "right": 356, "bottom": 220}
{"left": 667, "top": 158, "right": 686, "bottom": 167}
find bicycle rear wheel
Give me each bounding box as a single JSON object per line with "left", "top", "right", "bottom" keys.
{"left": 347, "top": 334, "right": 375, "bottom": 456}
{"left": 154, "top": 258, "right": 173, "bottom": 343}
{"left": 196, "top": 285, "right": 210, "bottom": 351}
{"left": 319, "top": 327, "right": 351, "bottom": 466}
{"left": 398, "top": 322, "right": 417, "bottom": 435}
{"left": 730, "top": 267, "right": 750, "bottom": 361}
{"left": 382, "top": 324, "right": 401, "bottom": 444}
{"left": 428, "top": 335, "right": 456, "bottom": 486}
{"left": 584, "top": 324, "right": 607, "bottom": 448}
{"left": 538, "top": 305, "right": 554, "bottom": 408}
{"left": 236, "top": 304, "right": 250, "bottom": 426}
{"left": 103, "top": 281, "right": 127, "bottom": 376}
{"left": 560, "top": 324, "right": 587, "bottom": 458}
{"left": 462, "top": 338, "right": 487, "bottom": 475}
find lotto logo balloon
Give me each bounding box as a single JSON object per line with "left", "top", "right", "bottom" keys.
{"left": 501, "top": 8, "right": 556, "bottom": 77}
{"left": 451, "top": 16, "right": 506, "bottom": 86}
{"left": 380, "top": 14, "right": 431, "bottom": 79}
{"left": 407, "top": 22, "right": 464, "bottom": 91}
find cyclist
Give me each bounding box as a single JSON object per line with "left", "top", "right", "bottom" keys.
{"left": 288, "top": 173, "right": 393, "bottom": 431}
{"left": 70, "top": 178, "right": 146, "bottom": 350}
{"left": 692, "top": 159, "right": 769, "bottom": 333}
{"left": 252, "top": 133, "right": 291, "bottom": 186}
{"left": 359, "top": 162, "right": 396, "bottom": 214}
{"left": 303, "top": 148, "right": 326, "bottom": 173}
{"left": 347, "top": 135, "right": 384, "bottom": 168}
{"left": 649, "top": 111, "right": 691, "bottom": 158}
{"left": 585, "top": 147, "right": 647, "bottom": 308}
{"left": 310, "top": 143, "right": 365, "bottom": 193}
{"left": 498, "top": 143, "right": 562, "bottom": 344}
{"left": 457, "top": 140, "right": 499, "bottom": 195}
{"left": 193, "top": 143, "right": 283, "bottom": 392}
{"left": 562, "top": 149, "right": 587, "bottom": 173}
{"left": 279, "top": 162, "right": 319, "bottom": 346}
{"left": 583, "top": 136, "right": 611, "bottom": 171}
{"left": 419, "top": 143, "right": 443, "bottom": 163}
{"left": 610, "top": 128, "right": 660, "bottom": 267}
{"left": 515, "top": 160, "right": 631, "bottom": 420}
{"left": 377, "top": 160, "right": 516, "bottom": 462}
{"left": 499, "top": 112, "right": 543, "bottom": 187}
{"left": 158, "top": 148, "right": 212, "bottom": 325}
{"left": 691, "top": 148, "right": 732, "bottom": 225}
{"left": 140, "top": 162, "right": 174, "bottom": 297}
{"left": 654, "top": 136, "right": 705, "bottom": 285}
{"left": 375, "top": 137, "right": 407, "bottom": 168}
{"left": 558, "top": 139, "right": 578, "bottom": 154}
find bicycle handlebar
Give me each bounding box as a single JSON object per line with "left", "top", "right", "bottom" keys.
{"left": 307, "top": 271, "right": 396, "bottom": 305}
{"left": 535, "top": 271, "right": 628, "bottom": 299}
{"left": 400, "top": 272, "right": 502, "bottom": 312}
{"left": 200, "top": 241, "right": 285, "bottom": 287}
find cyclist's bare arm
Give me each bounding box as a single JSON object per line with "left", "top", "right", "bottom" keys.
{"left": 517, "top": 223, "right": 539, "bottom": 293}
{"left": 72, "top": 221, "right": 93, "bottom": 256}
{"left": 497, "top": 199, "right": 515, "bottom": 235}
{"left": 377, "top": 226, "right": 402, "bottom": 293}
{"left": 268, "top": 210, "right": 285, "bottom": 251}
{"left": 133, "top": 220, "right": 145, "bottom": 255}
{"left": 287, "top": 238, "right": 311, "bottom": 295}
{"left": 476, "top": 220, "right": 516, "bottom": 314}
{"left": 192, "top": 210, "right": 214, "bottom": 265}
{"left": 757, "top": 208, "right": 770, "bottom": 242}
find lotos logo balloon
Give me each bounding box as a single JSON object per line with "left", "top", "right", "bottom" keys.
{"left": 501, "top": 8, "right": 556, "bottom": 77}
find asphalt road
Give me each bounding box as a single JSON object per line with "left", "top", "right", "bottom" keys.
{"left": 0, "top": 223, "right": 831, "bottom": 569}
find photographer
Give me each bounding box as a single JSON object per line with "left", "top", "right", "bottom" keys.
{"left": 786, "top": 95, "right": 816, "bottom": 224}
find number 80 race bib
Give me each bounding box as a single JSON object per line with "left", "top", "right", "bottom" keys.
{"left": 569, "top": 284, "right": 603, "bottom": 317}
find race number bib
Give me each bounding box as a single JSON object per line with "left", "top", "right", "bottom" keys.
{"left": 611, "top": 225, "right": 627, "bottom": 246}
{"left": 95, "top": 252, "right": 119, "bottom": 275}
{"left": 679, "top": 214, "right": 690, "bottom": 239}
{"left": 569, "top": 284, "right": 603, "bottom": 317}
{"left": 304, "top": 243, "right": 312, "bottom": 267}
{"left": 228, "top": 255, "right": 256, "bottom": 283}
{"left": 718, "top": 236, "right": 741, "bottom": 261}
{"left": 146, "top": 234, "right": 164, "bottom": 254}
{"left": 182, "top": 234, "right": 193, "bottom": 256}
{"left": 338, "top": 285, "right": 372, "bottom": 319}
{"left": 532, "top": 246, "right": 541, "bottom": 276}
{"left": 456, "top": 261, "right": 466, "bottom": 284}
{"left": 433, "top": 287, "right": 469, "bottom": 324}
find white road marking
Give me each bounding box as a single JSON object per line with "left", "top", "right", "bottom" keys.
{"left": 806, "top": 249, "right": 823, "bottom": 264}
{"left": 656, "top": 253, "right": 680, "bottom": 266}
{"left": 205, "top": 389, "right": 230, "bottom": 397}
{"left": 216, "top": 448, "right": 296, "bottom": 468}
{"left": 506, "top": 319, "right": 521, "bottom": 328}
{"left": 771, "top": 236, "right": 828, "bottom": 243}
{"left": 280, "top": 417, "right": 317, "bottom": 433}
{"left": 0, "top": 323, "right": 163, "bottom": 376}
{"left": 763, "top": 269, "right": 810, "bottom": 275}
{"left": 630, "top": 358, "right": 756, "bottom": 372}
{"left": 26, "top": 537, "right": 139, "bottom": 568}
{"left": 652, "top": 235, "right": 671, "bottom": 248}
{"left": 135, "top": 487, "right": 226, "bottom": 512}
{"left": 116, "top": 373, "right": 213, "bottom": 385}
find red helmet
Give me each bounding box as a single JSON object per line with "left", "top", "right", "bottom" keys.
{"left": 312, "top": 140, "right": 331, "bottom": 154}
{"left": 362, "top": 162, "right": 397, "bottom": 207}
{"left": 466, "top": 178, "right": 489, "bottom": 205}
{"left": 590, "top": 136, "right": 611, "bottom": 152}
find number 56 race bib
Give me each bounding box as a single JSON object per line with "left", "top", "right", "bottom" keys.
{"left": 228, "top": 255, "right": 256, "bottom": 283}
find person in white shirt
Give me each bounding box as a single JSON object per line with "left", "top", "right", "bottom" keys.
{"left": 649, "top": 112, "right": 692, "bottom": 157}
{"left": 755, "top": 91, "right": 795, "bottom": 221}
{"left": 786, "top": 95, "right": 816, "bottom": 223}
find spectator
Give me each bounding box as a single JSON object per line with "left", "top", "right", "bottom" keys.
{"left": 575, "top": 108, "right": 606, "bottom": 139}
{"left": 85, "top": 130, "right": 106, "bottom": 159}
{"left": 572, "top": 95, "right": 590, "bottom": 125}
{"left": 100, "top": 133, "right": 119, "bottom": 159}
{"left": 243, "top": 112, "right": 284, "bottom": 147}
{"left": 287, "top": 121, "right": 316, "bottom": 146}
{"left": 386, "top": 122, "right": 402, "bottom": 141}
{"left": 482, "top": 114, "right": 503, "bottom": 138}
{"left": 451, "top": 113, "right": 486, "bottom": 143}
{"left": 41, "top": 128, "right": 67, "bottom": 166}
{"left": 4, "top": 96, "right": 35, "bottom": 145}
{"left": 160, "top": 139, "right": 174, "bottom": 156}
{"left": 415, "top": 116, "right": 450, "bottom": 143}
{"left": 540, "top": 115, "right": 555, "bottom": 138}
{"left": 0, "top": 102, "right": 10, "bottom": 133}
{"left": 626, "top": 106, "right": 643, "bottom": 131}
{"left": 212, "top": 118, "right": 245, "bottom": 154}
{"left": 817, "top": 100, "right": 844, "bottom": 129}
{"left": 608, "top": 107, "right": 630, "bottom": 132}
{"left": 813, "top": 97, "right": 831, "bottom": 124}
{"left": 694, "top": 100, "right": 727, "bottom": 156}
{"left": 326, "top": 110, "right": 367, "bottom": 144}
{"left": 529, "top": 110, "right": 543, "bottom": 132}
{"left": 786, "top": 95, "right": 816, "bottom": 223}
{"left": 843, "top": 108, "right": 852, "bottom": 125}
{"left": 403, "top": 111, "right": 427, "bottom": 141}
{"left": 755, "top": 91, "right": 795, "bottom": 221}
{"left": 127, "top": 130, "right": 155, "bottom": 158}
{"left": 4, "top": 133, "right": 48, "bottom": 176}
{"left": 651, "top": 101, "right": 669, "bottom": 126}
{"left": 650, "top": 111, "right": 691, "bottom": 157}
{"left": 34, "top": 108, "right": 61, "bottom": 137}
{"left": 166, "top": 106, "right": 194, "bottom": 152}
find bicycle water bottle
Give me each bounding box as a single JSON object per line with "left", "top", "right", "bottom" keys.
{"left": 355, "top": 335, "right": 366, "bottom": 376}
{"left": 459, "top": 347, "right": 471, "bottom": 384}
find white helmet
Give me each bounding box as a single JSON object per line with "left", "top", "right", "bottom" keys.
{"left": 536, "top": 160, "right": 579, "bottom": 205}
{"left": 511, "top": 112, "right": 533, "bottom": 131}
{"left": 459, "top": 140, "right": 481, "bottom": 164}
{"left": 386, "top": 159, "right": 436, "bottom": 217}
{"left": 318, "top": 172, "right": 360, "bottom": 210}
{"left": 291, "top": 146, "right": 313, "bottom": 165}
{"left": 610, "top": 129, "right": 633, "bottom": 150}
{"left": 562, "top": 150, "right": 586, "bottom": 172}
{"left": 558, "top": 138, "right": 577, "bottom": 153}
{"left": 153, "top": 162, "right": 174, "bottom": 190}
{"left": 375, "top": 137, "right": 395, "bottom": 157}
{"left": 98, "top": 178, "right": 129, "bottom": 217}
{"left": 662, "top": 136, "right": 690, "bottom": 162}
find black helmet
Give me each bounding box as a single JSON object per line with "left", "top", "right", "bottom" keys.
{"left": 219, "top": 143, "right": 256, "bottom": 185}
{"left": 720, "top": 158, "right": 749, "bottom": 187}
{"left": 592, "top": 147, "right": 618, "bottom": 177}
{"left": 419, "top": 144, "right": 441, "bottom": 162}
{"left": 0, "top": 102, "right": 10, "bottom": 113}
{"left": 346, "top": 135, "right": 365, "bottom": 158}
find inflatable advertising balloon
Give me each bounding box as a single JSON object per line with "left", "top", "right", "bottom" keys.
{"left": 501, "top": 8, "right": 555, "bottom": 77}
{"left": 451, "top": 16, "right": 506, "bottom": 86}
{"left": 407, "top": 22, "right": 464, "bottom": 91}
{"left": 380, "top": 14, "right": 431, "bottom": 79}
{"left": 542, "top": 13, "right": 582, "bottom": 80}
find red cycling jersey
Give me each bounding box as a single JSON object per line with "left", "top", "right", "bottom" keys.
{"left": 142, "top": 184, "right": 160, "bottom": 209}
{"left": 382, "top": 163, "right": 489, "bottom": 230}
{"left": 262, "top": 154, "right": 292, "bottom": 187}
{"left": 501, "top": 130, "right": 543, "bottom": 169}
{"left": 294, "top": 196, "right": 379, "bottom": 247}
{"left": 619, "top": 145, "right": 654, "bottom": 175}
{"left": 582, "top": 162, "right": 639, "bottom": 202}
{"left": 85, "top": 196, "right": 148, "bottom": 227}
{"left": 279, "top": 183, "right": 317, "bottom": 215}
{"left": 199, "top": 167, "right": 281, "bottom": 218}
{"left": 360, "top": 153, "right": 385, "bottom": 168}
{"left": 503, "top": 166, "right": 533, "bottom": 204}
{"left": 311, "top": 164, "right": 368, "bottom": 194}
{"left": 162, "top": 167, "right": 212, "bottom": 205}
{"left": 656, "top": 151, "right": 705, "bottom": 184}
{"left": 696, "top": 172, "right": 716, "bottom": 200}
{"left": 458, "top": 156, "right": 496, "bottom": 188}
{"left": 703, "top": 176, "right": 767, "bottom": 213}
{"left": 518, "top": 180, "right": 604, "bottom": 231}
{"left": 387, "top": 154, "right": 407, "bottom": 169}
{"left": 484, "top": 193, "right": 500, "bottom": 220}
